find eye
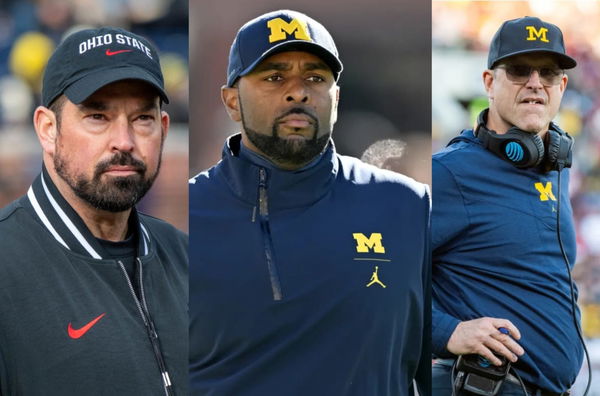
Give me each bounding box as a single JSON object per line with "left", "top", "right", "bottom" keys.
{"left": 88, "top": 113, "right": 106, "bottom": 121}
{"left": 306, "top": 75, "right": 325, "bottom": 83}
{"left": 506, "top": 65, "right": 531, "bottom": 77}
{"left": 540, "top": 67, "right": 562, "bottom": 77}
{"left": 265, "top": 74, "right": 283, "bottom": 82}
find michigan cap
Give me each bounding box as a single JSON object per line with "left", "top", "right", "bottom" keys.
{"left": 42, "top": 26, "right": 168, "bottom": 107}
{"left": 227, "top": 10, "right": 343, "bottom": 87}
{"left": 488, "top": 16, "right": 576, "bottom": 69}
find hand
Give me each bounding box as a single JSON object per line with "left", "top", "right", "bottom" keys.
{"left": 446, "top": 317, "right": 525, "bottom": 365}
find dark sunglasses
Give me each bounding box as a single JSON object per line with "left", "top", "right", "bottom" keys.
{"left": 496, "top": 64, "right": 564, "bottom": 86}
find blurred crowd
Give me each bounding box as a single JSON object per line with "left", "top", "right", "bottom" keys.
{"left": 0, "top": 0, "right": 189, "bottom": 231}
{"left": 433, "top": 2, "right": 600, "bottom": 391}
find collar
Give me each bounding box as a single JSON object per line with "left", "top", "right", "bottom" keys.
{"left": 25, "top": 165, "right": 151, "bottom": 259}
{"left": 217, "top": 133, "right": 338, "bottom": 210}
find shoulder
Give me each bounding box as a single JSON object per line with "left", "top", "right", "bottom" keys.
{"left": 336, "top": 154, "right": 430, "bottom": 203}
{"left": 0, "top": 198, "right": 22, "bottom": 222}
{"left": 433, "top": 130, "right": 482, "bottom": 164}
{"left": 138, "top": 213, "right": 188, "bottom": 249}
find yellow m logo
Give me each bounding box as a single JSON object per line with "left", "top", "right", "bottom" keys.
{"left": 267, "top": 18, "right": 311, "bottom": 43}
{"left": 525, "top": 26, "right": 549, "bottom": 43}
{"left": 353, "top": 233, "right": 385, "bottom": 254}
{"left": 534, "top": 182, "right": 556, "bottom": 201}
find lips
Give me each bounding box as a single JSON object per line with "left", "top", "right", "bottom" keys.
{"left": 277, "top": 114, "right": 315, "bottom": 129}
{"left": 103, "top": 165, "right": 141, "bottom": 175}
{"left": 520, "top": 97, "right": 545, "bottom": 105}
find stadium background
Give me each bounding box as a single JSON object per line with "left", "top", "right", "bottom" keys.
{"left": 433, "top": 1, "right": 600, "bottom": 393}
{"left": 189, "top": 0, "right": 432, "bottom": 184}
{"left": 0, "top": 0, "right": 188, "bottom": 231}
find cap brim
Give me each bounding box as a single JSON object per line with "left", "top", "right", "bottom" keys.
{"left": 491, "top": 49, "right": 577, "bottom": 69}
{"left": 235, "top": 40, "right": 343, "bottom": 86}
{"left": 64, "top": 66, "right": 169, "bottom": 104}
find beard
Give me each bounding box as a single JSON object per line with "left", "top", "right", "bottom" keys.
{"left": 241, "top": 104, "right": 331, "bottom": 168}
{"left": 54, "top": 144, "right": 162, "bottom": 213}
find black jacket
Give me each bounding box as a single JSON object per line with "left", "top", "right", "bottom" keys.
{"left": 0, "top": 169, "right": 188, "bottom": 395}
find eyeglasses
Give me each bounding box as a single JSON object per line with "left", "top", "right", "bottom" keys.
{"left": 496, "top": 64, "right": 564, "bottom": 86}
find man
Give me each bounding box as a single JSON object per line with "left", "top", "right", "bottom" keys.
{"left": 189, "top": 10, "right": 430, "bottom": 396}
{"left": 0, "top": 27, "right": 188, "bottom": 395}
{"left": 432, "top": 17, "right": 583, "bottom": 395}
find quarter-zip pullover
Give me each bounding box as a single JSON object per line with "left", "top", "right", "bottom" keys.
{"left": 189, "top": 134, "right": 431, "bottom": 396}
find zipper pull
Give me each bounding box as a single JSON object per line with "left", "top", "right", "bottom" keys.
{"left": 258, "top": 168, "right": 268, "bottom": 216}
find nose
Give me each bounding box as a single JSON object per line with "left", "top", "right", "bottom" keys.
{"left": 525, "top": 69, "right": 543, "bottom": 89}
{"left": 110, "top": 117, "right": 135, "bottom": 152}
{"left": 285, "top": 77, "right": 309, "bottom": 103}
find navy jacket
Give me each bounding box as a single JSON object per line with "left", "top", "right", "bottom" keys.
{"left": 432, "top": 130, "right": 583, "bottom": 392}
{"left": 189, "top": 134, "right": 431, "bottom": 396}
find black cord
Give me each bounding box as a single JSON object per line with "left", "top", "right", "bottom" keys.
{"left": 510, "top": 367, "right": 530, "bottom": 396}
{"left": 451, "top": 359, "right": 457, "bottom": 396}
{"left": 556, "top": 166, "right": 592, "bottom": 396}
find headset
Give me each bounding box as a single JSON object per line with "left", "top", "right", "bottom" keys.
{"left": 474, "top": 108, "right": 573, "bottom": 173}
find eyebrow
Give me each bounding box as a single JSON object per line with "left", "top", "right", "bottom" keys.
{"left": 77, "top": 100, "right": 158, "bottom": 113}
{"left": 253, "top": 61, "right": 331, "bottom": 74}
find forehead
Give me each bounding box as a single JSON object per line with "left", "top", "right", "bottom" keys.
{"left": 500, "top": 53, "right": 561, "bottom": 68}
{"left": 252, "top": 50, "right": 331, "bottom": 72}
{"left": 82, "top": 79, "right": 161, "bottom": 104}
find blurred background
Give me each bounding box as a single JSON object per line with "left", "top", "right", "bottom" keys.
{"left": 433, "top": 1, "right": 600, "bottom": 393}
{"left": 0, "top": 0, "right": 188, "bottom": 232}
{"left": 189, "top": 0, "right": 432, "bottom": 185}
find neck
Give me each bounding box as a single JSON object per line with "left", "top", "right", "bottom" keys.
{"left": 44, "top": 160, "right": 131, "bottom": 242}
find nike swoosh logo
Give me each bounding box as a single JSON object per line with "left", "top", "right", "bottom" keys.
{"left": 68, "top": 313, "right": 106, "bottom": 339}
{"left": 105, "top": 49, "right": 133, "bottom": 56}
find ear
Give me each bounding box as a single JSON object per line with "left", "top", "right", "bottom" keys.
{"left": 160, "top": 110, "right": 170, "bottom": 141}
{"left": 331, "top": 85, "right": 340, "bottom": 125}
{"left": 221, "top": 85, "right": 241, "bottom": 122}
{"left": 559, "top": 73, "right": 568, "bottom": 94}
{"left": 483, "top": 69, "right": 494, "bottom": 101}
{"left": 33, "top": 106, "right": 58, "bottom": 156}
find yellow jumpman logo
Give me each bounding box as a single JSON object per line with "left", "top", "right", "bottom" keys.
{"left": 366, "top": 266, "right": 386, "bottom": 288}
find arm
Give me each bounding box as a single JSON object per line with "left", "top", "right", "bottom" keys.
{"left": 414, "top": 185, "right": 431, "bottom": 396}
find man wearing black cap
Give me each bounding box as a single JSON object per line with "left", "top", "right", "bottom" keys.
{"left": 432, "top": 17, "right": 583, "bottom": 395}
{"left": 189, "top": 9, "right": 430, "bottom": 396}
{"left": 0, "top": 27, "right": 187, "bottom": 395}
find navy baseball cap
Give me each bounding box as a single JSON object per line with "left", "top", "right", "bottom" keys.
{"left": 488, "top": 16, "right": 576, "bottom": 69}
{"left": 42, "top": 26, "right": 169, "bottom": 107}
{"left": 227, "top": 10, "right": 343, "bottom": 87}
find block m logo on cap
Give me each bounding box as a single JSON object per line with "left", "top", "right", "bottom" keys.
{"left": 353, "top": 233, "right": 386, "bottom": 254}
{"left": 267, "top": 18, "right": 311, "bottom": 43}
{"left": 525, "top": 26, "right": 549, "bottom": 43}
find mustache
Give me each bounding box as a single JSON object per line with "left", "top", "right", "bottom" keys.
{"left": 273, "top": 107, "right": 318, "bottom": 125}
{"left": 95, "top": 152, "right": 147, "bottom": 175}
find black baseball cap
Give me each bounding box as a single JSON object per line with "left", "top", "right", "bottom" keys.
{"left": 42, "top": 26, "right": 169, "bottom": 107}
{"left": 226, "top": 10, "right": 343, "bottom": 87}
{"left": 488, "top": 16, "right": 576, "bottom": 69}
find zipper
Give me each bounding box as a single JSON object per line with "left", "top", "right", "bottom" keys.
{"left": 258, "top": 168, "right": 283, "bottom": 301}
{"left": 118, "top": 259, "right": 174, "bottom": 396}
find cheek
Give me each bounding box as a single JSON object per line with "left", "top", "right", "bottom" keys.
{"left": 241, "top": 96, "right": 271, "bottom": 127}
{"left": 137, "top": 135, "right": 164, "bottom": 168}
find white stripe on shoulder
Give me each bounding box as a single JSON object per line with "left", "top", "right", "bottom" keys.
{"left": 140, "top": 222, "right": 149, "bottom": 255}
{"left": 27, "top": 186, "right": 70, "bottom": 250}
{"left": 40, "top": 174, "right": 102, "bottom": 259}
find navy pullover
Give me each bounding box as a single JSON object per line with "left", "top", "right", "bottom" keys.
{"left": 189, "top": 134, "right": 431, "bottom": 396}
{"left": 432, "top": 129, "right": 583, "bottom": 392}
